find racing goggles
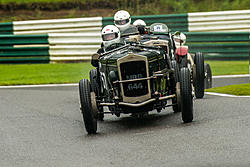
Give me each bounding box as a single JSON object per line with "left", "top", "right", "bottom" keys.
{"left": 115, "top": 19, "right": 130, "bottom": 26}
{"left": 102, "top": 33, "right": 118, "bottom": 41}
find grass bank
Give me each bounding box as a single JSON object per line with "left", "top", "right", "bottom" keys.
{"left": 206, "top": 83, "right": 250, "bottom": 96}
{"left": 0, "top": 62, "right": 93, "bottom": 86}
{"left": 0, "top": 60, "right": 248, "bottom": 86}
{"left": 205, "top": 60, "right": 249, "bottom": 76}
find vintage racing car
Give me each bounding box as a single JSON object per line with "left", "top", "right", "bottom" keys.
{"left": 173, "top": 31, "right": 213, "bottom": 98}
{"left": 79, "top": 33, "right": 194, "bottom": 134}
{"left": 142, "top": 23, "right": 212, "bottom": 98}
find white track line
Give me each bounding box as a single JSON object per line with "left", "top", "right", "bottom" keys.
{"left": 213, "top": 74, "right": 250, "bottom": 79}
{"left": 205, "top": 92, "right": 250, "bottom": 98}
{"left": 0, "top": 83, "right": 78, "bottom": 89}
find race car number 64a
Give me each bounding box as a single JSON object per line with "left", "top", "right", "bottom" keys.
{"left": 128, "top": 82, "right": 143, "bottom": 91}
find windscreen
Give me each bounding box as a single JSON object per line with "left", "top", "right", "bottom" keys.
{"left": 150, "top": 23, "right": 169, "bottom": 33}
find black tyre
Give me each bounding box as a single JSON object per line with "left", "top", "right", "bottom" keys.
{"left": 89, "top": 69, "right": 104, "bottom": 121}
{"left": 173, "top": 82, "right": 181, "bottom": 113}
{"left": 79, "top": 79, "right": 97, "bottom": 134}
{"left": 89, "top": 69, "right": 99, "bottom": 96}
{"left": 180, "top": 68, "right": 193, "bottom": 123}
{"left": 194, "top": 52, "right": 205, "bottom": 98}
{"left": 171, "top": 60, "right": 179, "bottom": 83}
{"left": 179, "top": 56, "right": 188, "bottom": 68}
{"left": 204, "top": 63, "right": 212, "bottom": 89}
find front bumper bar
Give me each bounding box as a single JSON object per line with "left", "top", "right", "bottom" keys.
{"left": 99, "top": 94, "right": 176, "bottom": 107}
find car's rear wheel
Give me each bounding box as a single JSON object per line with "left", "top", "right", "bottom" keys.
{"left": 171, "top": 60, "right": 179, "bottom": 83}
{"left": 173, "top": 82, "right": 181, "bottom": 113}
{"left": 194, "top": 52, "right": 205, "bottom": 98}
{"left": 89, "top": 69, "right": 104, "bottom": 121}
{"left": 180, "top": 68, "right": 193, "bottom": 123}
{"left": 204, "top": 63, "right": 212, "bottom": 89}
{"left": 79, "top": 79, "right": 97, "bottom": 134}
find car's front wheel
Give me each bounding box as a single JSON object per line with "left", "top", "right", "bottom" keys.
{"left": 89, "top": 69, "right": 104, "bottom": 121}
{"left": 79, "top": 79, "right": 97, "bottom": 134}
{"left": 194, "top": 52, "right": 205, "bottom": 98}
{"left": 180, "top": 67, "right": 193, "bottom": 123}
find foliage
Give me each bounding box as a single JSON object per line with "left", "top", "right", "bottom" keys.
{"left": 0, "top": 0, "right": 249, "bottom": 15}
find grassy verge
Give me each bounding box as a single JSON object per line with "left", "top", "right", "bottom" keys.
{"left": 0, "top": 60, "right": 248, "bottom": 86}
{"left": 0, "top": 62, "right": 93, "bottom": 86}
{"left": 205, "top": 60, "right": 249, "bottom": 76}
{"left": 206, "top": 83, "right": 250, "bottom": 96}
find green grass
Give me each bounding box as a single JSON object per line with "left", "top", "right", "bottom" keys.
{"left": 205, "top": 60, "right": 249, "bottom": 76}
{"left": 0, "top": 60, "right": 248, "bottom": 86}
{"left": 206, "top": 83, "right": 250, "bottom": 96}
{"left": 0, "top": 62, "right": 93, "bottom": 86}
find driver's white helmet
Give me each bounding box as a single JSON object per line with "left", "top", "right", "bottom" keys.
{"left": 114, "top": 10, "right": 131, "bottom": 31}
{"left": 133, "top": 19, "right": 146, "bottom": 26}
{"left": 173, "top": 32, "right": 186, "bottom": 46}
{"left": 101, "top": 25, "right": 121, "bottom": 49}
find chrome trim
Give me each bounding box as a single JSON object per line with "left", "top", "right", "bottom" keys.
{"left": 117, "top": 54, "right": 151, "bottom": 103}
{"left": 113, "top": 76, "right": 156, "bottom": 84}
{"left": 99, "top": 94, "right": 176, "bottom": 107}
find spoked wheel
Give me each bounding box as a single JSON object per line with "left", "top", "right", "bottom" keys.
{"left": 204, "top": 63, "right": 212, "bottom": 89}
{"left": 89, "top": 69, "right": 104, "bottom": 121}
{"left": 79, "top": 79, "right": 97, "bottom": 134}
{"left": 180, "top": 68, "right": 193, "bottom": 123}
{"left": 194, "top": 52, "right": 205, "bottom": 98}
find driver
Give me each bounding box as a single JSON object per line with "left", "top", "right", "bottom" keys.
{"left": 173, "top": 32, "right": 186, "bottom": 47}
{"left": 133, "top": 19, "right": 147, "bottom": 34}
{"left": 97, "top": 25, "right": 122, "bottom": 53}
{"left": 114, "top": 10, "right": 137, "bottom": 35}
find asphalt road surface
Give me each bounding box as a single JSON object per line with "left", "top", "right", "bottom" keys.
{"left": 213, "top": 75, "right": 249, "bottom": 87}
{"left": 0, "top": 78, "right": 250, "bottom": 167}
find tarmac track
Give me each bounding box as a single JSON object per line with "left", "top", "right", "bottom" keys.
{"left": 0, "top": 76, "right": 249, "bottom": 167}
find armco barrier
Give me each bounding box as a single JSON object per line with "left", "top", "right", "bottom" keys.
{"left": 0, "top": 22, "right": 13, "bottom": 34}
{"left": 186, "top": 32, "right": 250, "bottom": 60}
{"left": 0, "top": 34, "right": 50, "bottom": 63}
{"left": 0, "top": 10, "right": 249, "bottom": 63}
{"left": 0, "top": 33, "right": 101, "bottom": 63}
{"left": 0, "top": 34, "right": 48, "bottom": 45}
{"left": 188, "top": 10, "right": 250, "bottom": 32}
{"left": 12, "top": 17, "right": 102, "bottom": 35}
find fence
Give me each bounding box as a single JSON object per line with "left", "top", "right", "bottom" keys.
{"left": 186, "top": 32, "right": 250, "bottom": 60}
{"left": 0, "top": 10, "right": 249, "bottom": 63}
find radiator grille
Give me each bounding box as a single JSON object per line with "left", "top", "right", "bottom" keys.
{"left": 120, "top": 61, "right": 148, "bottom": 97}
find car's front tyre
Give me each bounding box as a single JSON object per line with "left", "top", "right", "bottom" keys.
{"left": 79, "top": 79, "right": 97, "bottom": 134}
{"left": 180, "top": 68, "right": 193, "bottom": 123}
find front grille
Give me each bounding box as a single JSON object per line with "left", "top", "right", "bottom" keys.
{"left": 120, "top": 61, "right": 148, "bottom": 97}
